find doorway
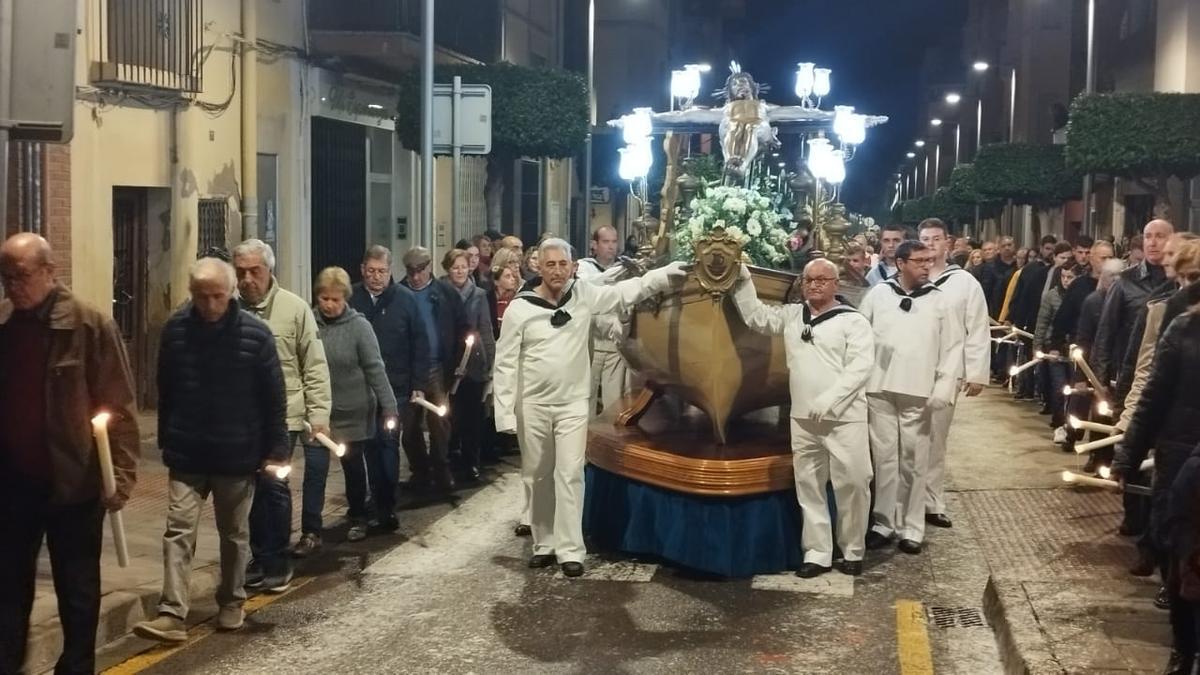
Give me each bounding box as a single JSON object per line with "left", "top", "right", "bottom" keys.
{"left": 112, "top": 187, "right": 148, "bottom": 405}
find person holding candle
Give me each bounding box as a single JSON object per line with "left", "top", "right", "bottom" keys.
{"left": 135, "top": 257, "right": 288, "bottom": 642}
{"left": 441, "top": 249, "right": 496, "bottom": 484}
{"left": 400, "top": 247, "right": 468, "bottom": 495}
{"left": 293, "top": 267, "right": 399, "bottom": 557}
{"left": 233, "top": 239, "right": 332, "bottom": 594}
{"left": 0, "top": 233, "right": 140, "bottom": 674}
{"left": 349, "top": 245, "right": 429, "bottom": 535}
{"left": 494, "top": 240, "right": 686, "bottom": 577}
{"left": 916, "top": 220, "right": 991, "bottom": 530}
{"left": 732, "top": 259, "right": 875, "bottom": 577}
{"left": 859, "top": 240, "right": 962, "bottom": 555}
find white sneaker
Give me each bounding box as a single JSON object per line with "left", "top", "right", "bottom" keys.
{"left": 1053, "top": 427, "right": 1068, "bottom": 444}
{"left": 216, "top": 605, "right": 244, "bottom": 631}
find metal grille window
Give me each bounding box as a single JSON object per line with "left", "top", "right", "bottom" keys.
{"left": 90, "top": 0, "right": 204, "bottom": 92}
{"left": 197, "top": 198, "right": 229, "bottom": 257}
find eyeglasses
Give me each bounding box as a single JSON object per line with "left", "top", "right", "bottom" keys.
{"left": 363, "top": 268, "right": 390, "bottom": 277}
{"left": 802, "top": 277, "right": 837, "bottom": 286}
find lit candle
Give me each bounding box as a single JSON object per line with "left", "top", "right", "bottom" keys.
{"left": 1095, "top": 399, "right": 1112, "bottom": 417}
{"left": 1071, "top": 348, "right": 1106, "bottom": 394}
{"left": 1061, "top": 470, "right": 1117, "bottom": 490}
{"left": 266, "top": 464, "right": 292, "bottom": 480}
{"left": 304, "top": 422, "right": 345, "bottom": 457}
{"left": 1074, "top": 433, "right": 1123, "bottom": 455}
{"left": 91, "top": 412, "right": 129, "bottom": 568}
{"left": 385, "top": 418, "right": 397, "bottom": 431}
{"left": 1009, "top": 358, "right": 1040, "bottom": 378}
{"left": 1140, "top": 458, "right": 1155, "bottom": 472}
{"left": 412, "top": 392, "right": 448, "bottom": 417}
{"left": 1068, "top": 416, "right": 1116, "bottom": 435}
{"left": 450, "top": 334, "right": 477, "bottom": 395}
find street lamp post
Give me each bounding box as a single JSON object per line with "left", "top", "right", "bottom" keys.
{"left": 1081, "top": 0, "right": 1096, "bottom": 236}
{"left": 582, "top": 0, "right": 595, "bottom": 254}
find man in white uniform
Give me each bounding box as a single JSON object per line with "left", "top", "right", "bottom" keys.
{"left": 733, "top": 259, "right": 875, "bottom": 577}
{"left": 865, "top": 223, "right": 905, "bottom": 286}
{"left": 493, "top": 239, "right": 684, "bottom": 577}
{"left": 918, "top": 219, "right": 990, "bottom": 529}
{"left": 576, "top": 226, "right": 630, "bottom": 415}
{"left": 860, "top": 240, "right": 961, "bottom": 555}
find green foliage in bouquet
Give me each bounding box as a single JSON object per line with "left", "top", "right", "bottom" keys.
{"left": 673, "top": 186, "right": 792, "bottom": 267}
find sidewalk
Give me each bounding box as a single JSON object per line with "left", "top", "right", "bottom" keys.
{"left": 949, "top": 391, "right": 1171, "bottom": 674}
{"left": 23, "top": 412, "right": 350, "bottom": 675}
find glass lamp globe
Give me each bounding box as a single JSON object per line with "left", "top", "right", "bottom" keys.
{"left": 825, "top": 150, "right": 846, "bottom": 184}
{"left": 813, "top": 68, "right": 832, "bottom": 98}
{"left": 622, "top": 108, "right": 654, "bottom": 145}
{"left": 794, "top": 62, "right": 815, "bottom": 99}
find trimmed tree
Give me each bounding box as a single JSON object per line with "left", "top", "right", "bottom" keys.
{"left": 1066, "top": 92, "right": 1200, "bottom": 222}
{"left": 974, "top": 143, "right": 1080, "bottom": 239}
{"left": 395, "top": 62, "right": 590, "bottom": 230}
{"left": 946, "top": 163, "right": 1004, "bottom": 223}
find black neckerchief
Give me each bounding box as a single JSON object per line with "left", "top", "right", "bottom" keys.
{"left": 933, "top": 264, "right": 963, "bottom": 287}
{"left": 884, "top": 278, "right": 939, "bottom": 312}
{"left": 800, "top": 302, "right": 857, "bottom": 343}
{"left": 582, "top": 259, "right": 607, "bottom": 273}
{"left": 875, "top": 261, "right": 894, "bottom": 280}
{"left": 515, "top": 277, "right": 576, "bottom": 327}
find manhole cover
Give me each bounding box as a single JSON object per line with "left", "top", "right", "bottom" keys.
{"left": 928, "top": 606, "right": 986, "bottom": 629}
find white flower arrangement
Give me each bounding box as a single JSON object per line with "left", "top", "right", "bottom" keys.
{"left": 672, "top": 185, "right": 791, "bottom": 267}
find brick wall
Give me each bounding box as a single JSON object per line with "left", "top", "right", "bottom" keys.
{"left": 44, "top": 144, "right": 71, "bottom": 288}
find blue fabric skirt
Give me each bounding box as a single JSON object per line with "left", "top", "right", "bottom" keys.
{"left": 583, "top": 464, "right": 804, "bottom": 578}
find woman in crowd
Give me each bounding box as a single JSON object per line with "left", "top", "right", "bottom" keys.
{"left": 965, "top": 248, "right": 984, "bottom": 272}
{"left": 484, "top": 251, "right": 530, "bottom": 536}
{"left": 471, "top": 234, "right": 494, "bottom": 288}
{"left": 1033, "top": 261, "right": 1079, "bottom": 432}
{"left": 441, "top": 249, "right": 496, "bottom": 484}
{"left": 523, "top": 247, "right": 541, "bottom": 281}
{"left": 1015, "top": 247, "right": 1031, "bottom": 269}
{"left": 295, "top": 267, "right": 399, "bottom": 557}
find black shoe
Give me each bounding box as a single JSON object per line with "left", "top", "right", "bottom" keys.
{"left": 377, "top": 514, "right": 400, "bottom": 533}
{"left": 796, "top": 563, "right": 832, "bottom": 579}
{"left": 561, "top": 561, "right": 584, "bottom": 578}
{"left": 244, "top": 564, "right": 265, "bottom": 589}
{"left": 1082, "top": 454, "right": 1099, "bottom": 474}
{"left": 837, "top": 560, "right": 864, "bottom": 576}
{"left": 1039, "top": 406, "right": 1052, "bottom": 415}
{"left": 514, "top": 523, "right": 532, "bottom": 537}
{"left": 1118, "top": 520, "right": 1143, "bottom": 537}
{"left": 1161, "top": 650, "right": 1194, "bottom": 674}
{"left": 1130, "top": 549, "right": 1157, "bottom": 577}
{"left": 458, "top": 466, "right": 481, "bottom": 485}
{"left": 865, "top": 531, "right": 891, "bottom": 550}
{"left": 1155, "top": 585, "right": 1171, "bottom": 610}
{"left": 897, "top": 539, "right": 923, "bottom": 555}
{"left": 925, "top": 513, "right": 953, "bottom": 529}
{"left": 528, "top": 554, "right": 556, "bottom": 569}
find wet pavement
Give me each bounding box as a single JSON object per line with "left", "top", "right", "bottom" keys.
{"left": 90, "top": 390, "right": 1165, "bottom": 674}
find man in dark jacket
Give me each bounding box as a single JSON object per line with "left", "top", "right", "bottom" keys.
{"left": 400, "top": 246, "right": 467, "bottom": 493}
{"left": 1090, "top": 219, "right": 1173, "bottom": 391}
{"left": 350, "top": 245, "right": 430, "bottom": 526}
{"left": 980, "top": 236, "right": 1018, "bottom": 319}
{"left": 135, "top": 258, "right": 289, "bottom": 643}
{"left": 1009, "top": 240, "right": 1069, "bottom": 401}
{"left": 0, "top": 234, "right": 140, "bottom": 675}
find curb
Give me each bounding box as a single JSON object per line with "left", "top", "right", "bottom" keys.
{"left": 25, "top": 563, "right": 223, "bottom": 674}
{"left": 982, "top": 576, "right": 1067, "bottom": 675}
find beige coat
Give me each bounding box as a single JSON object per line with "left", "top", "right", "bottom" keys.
{"left": 243, "top": 280, "right": 331, "bottom": 431}
{"left": 1118, "top": 301, "right": 1166, "bottom": 431}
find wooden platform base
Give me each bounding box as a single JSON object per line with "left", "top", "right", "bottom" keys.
{"left": 587, "top": 396, "right": 793, "bottom": 497}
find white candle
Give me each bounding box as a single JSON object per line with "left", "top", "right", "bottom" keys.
{"left": 1068, "top": 416, "right": 1116, "bottom": 435}
{"left": 1061, "top": 470, "right": 1118, "bottom": 490}
{"left": 1140, "top": 458, "right": 1155, "bottom": 473}
{"left": 1071, "top": 348, "right": 1106, "bottom": 394}
{"left": 90, "top": 412, "right": 129, "bottom": 568}
{"left": 304, "top": 422, "right": 345, "bottom": 457}
{"left": 1009, "top": 358, "right": 1040, "bottom": 378}
{"left": 1074, "top": 433, "right": 1123, "bottom": 455}
{"left": 412, "top": 393, "right": 448, "bottom": 417}
{"left": 266, "top": 464, "right": 292, "bottom": 480}
{"left": 450, "top": 334, "right": 477, "bottom": 395}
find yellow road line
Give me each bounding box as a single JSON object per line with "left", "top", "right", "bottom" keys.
{"left": 103, "top": 576, "right": 314, "bottom": 675}
{"left": 895, "top": 599, "right": 935, "bottom": 675}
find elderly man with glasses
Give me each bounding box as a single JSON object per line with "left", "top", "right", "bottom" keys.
{"left": 732, "top": 258, "right": 875, "bottom": 578}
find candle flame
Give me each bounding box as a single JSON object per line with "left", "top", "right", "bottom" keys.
{"left": 336, "top": 444, "right": 346, "bottom": 458}
{"left": 1035, "top": 350, "right": 1045, "bottom": 360}
{"left": 1099, "top": 466, "right": 1111, "bottom": 480}
{"left": 267, "top": 464, "right": 292, "bottom": 480}
{"left": 91, "top": 411, "right": 112, "bottom": 426}
{"left": 1068, "top": 415, "right": 1082, "bottom": 429}
{"left": 1070, "top": 348, "right": 1084, "bottom": 361}
{"left": 1097, "top": 400, "right": 1112, "bottom": 417}
{"left": 385, "top": 419, "right": 397, "bottom": 431}
{"left": 1061, "top": 470, "right": 1075, "bottom": 483}
{"left": 1062, "top": 385, "right": 1073, "bottom": 397}
{"left": 1008, "top": 366, "right": 1019, "bottom": 376}
{"left": 466, "top": 334, "right": 475, "bottom": 348}
{"left": 435, "top": 405, "right": 447, "bottom": 417}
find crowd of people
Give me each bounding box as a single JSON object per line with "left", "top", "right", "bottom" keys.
{"left": 4, "top": 213, "right": 1200, "bottom": 671}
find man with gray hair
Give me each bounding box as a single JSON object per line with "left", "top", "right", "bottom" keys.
{"left": 232, "top": 239, "right": 331, "bottom": 593}
{"left": 494, "top": 238, "right": 685, "bottom": 577}
{"left": 399, "top": 246, "right": 466, "bottom": 494}
{"left": 135, "top": 257, "right": 289, "bottom": 642}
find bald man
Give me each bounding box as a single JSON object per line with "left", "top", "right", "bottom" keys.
{"left": 733, "top": 258, "right": 875, "bottom": 577}
{"left": 1090, "top": 219, "right": 1174, "bottom": 392}
{"left": 0, "top": 233, "right": 140, "bottom": 674}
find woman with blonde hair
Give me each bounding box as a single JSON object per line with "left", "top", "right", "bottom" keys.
{"left": 294, "top": 267, "right": 398, "bottom": 556}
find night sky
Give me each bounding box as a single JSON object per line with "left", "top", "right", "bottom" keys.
{"left": 733, "top": 0, "right": 969, "bottom": 218}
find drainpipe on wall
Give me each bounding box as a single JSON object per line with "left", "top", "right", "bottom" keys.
{"left": 0, "top": 0, "right": 14, "bottom": 231}
{"left": 240, "top": 0, "right": 258, "bottom": 241}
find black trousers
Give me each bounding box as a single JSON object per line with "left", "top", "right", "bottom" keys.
{"left": 451, "top": 379, "right": 487, "bottom": 471}
{"left": 0, "top": 483, "right": 104, "bottom": 675}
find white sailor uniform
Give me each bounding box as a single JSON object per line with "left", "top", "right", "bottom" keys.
{"left": 865, "top": 260, "right": 898, "bottom": 287}
{"left": 859, "top": 278, "right": 962, "bottom": 544}
{"left": 576, "top": 257, "right": 631, "bottom": 416}
{"left": 733, "top": 279, "right": 876, "bottom": 565}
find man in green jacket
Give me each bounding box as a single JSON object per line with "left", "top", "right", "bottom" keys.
{"left": 233, "top": 239, "right": 331, "bottom": 592}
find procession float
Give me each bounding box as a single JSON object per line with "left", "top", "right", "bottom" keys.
{"left": 582, "top": 62, "right": 887, "bottom": 577}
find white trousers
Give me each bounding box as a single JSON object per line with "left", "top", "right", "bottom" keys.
{"left": 791, "top": 418, "right": 873, "bottom": 566}
{"left": 590, "top": 349, "right": 629, "bottom": 416}
{"left": 518, "top": 399, "right": 590, "bottom": 563}
{"left": 868, "top": 392, "right": 932, "bottom": 543}
{"left": 925, "top": 400, "right": 957, "bottom": 516}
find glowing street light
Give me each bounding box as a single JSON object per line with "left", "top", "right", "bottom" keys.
{"left": 930, "top": 118, "right": 943, "bottom": 127}
{"left": 906, "top": 151, "right": 916, "bottom": 158}
{"left": 973, "top": 61, "right": 990, "bottom": 72}
{"left": 914, "top": 140, "right": 926, "bottom": 148}
{"left": 945, "top": 92, "right": 962, "bottom": 104}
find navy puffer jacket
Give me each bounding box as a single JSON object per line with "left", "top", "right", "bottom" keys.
{"left": 157, "top": 301, "right": 290, "bottom": 474}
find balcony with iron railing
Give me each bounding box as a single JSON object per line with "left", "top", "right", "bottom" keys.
{"left": 89, "top": 0, "right": 204, "bottom": 93}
